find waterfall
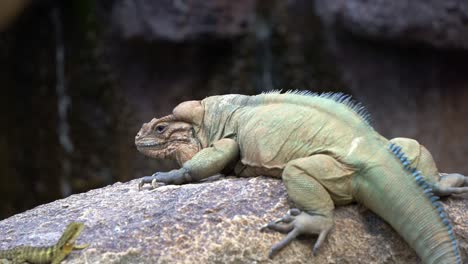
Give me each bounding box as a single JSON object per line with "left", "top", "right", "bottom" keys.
{"left": 52, "top": 7, "right": 73, "bottom": 197}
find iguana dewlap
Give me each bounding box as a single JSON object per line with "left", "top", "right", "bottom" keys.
{"left": 135, "top": 91, "right": 467, "bottom": 263}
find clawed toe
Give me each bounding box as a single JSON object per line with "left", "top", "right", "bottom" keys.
{"left": 138, "top": 175, "right": 158, "bottom": 190}
{"left": 268, "top": 228, "right": 300, "bottom": 258}
{"left": 311, "top": 228, "right": 331, "bottom": 256}
{"left": 261, "top": 209, "right": 301, "bottom": 232}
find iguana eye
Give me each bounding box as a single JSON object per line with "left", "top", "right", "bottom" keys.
{"left": 155, "top": 125, "right": 166, "bottom": 133}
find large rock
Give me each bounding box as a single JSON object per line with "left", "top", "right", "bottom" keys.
{"left": 111, "top": 0, "right": 256, "bottom": 41}
{"left": 314, "top": 0, "right": 468, "bottom": 49}
{"left": 0, "top": 176, "right": 467, "bottom": 263}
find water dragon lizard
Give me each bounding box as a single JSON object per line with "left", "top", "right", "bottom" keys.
{"left": 0, "top": 222, "right": 87, "bottom": 264}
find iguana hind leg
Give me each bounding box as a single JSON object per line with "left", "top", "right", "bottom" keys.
{"left": 390, "top": 138, "right": 468, "bottom": 196}
{"left": 416, "top": 144, "right": 468, "bottom": 195}
{"left": 264, "top": 155, "right": 350, "bottom": 258}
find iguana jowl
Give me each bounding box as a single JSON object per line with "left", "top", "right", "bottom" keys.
{"left": 135, "top": 91, "right": 467, "bottom": 263}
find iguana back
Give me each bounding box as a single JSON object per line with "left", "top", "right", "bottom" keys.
{"left": 199, "top": 92, "right": 378, "bottom": 175}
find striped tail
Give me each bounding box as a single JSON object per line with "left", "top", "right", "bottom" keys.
{"left": 387, "top": 143, "right": 461, "bottom": 264}
{"left": 354, "top": 143, "right": 462, "bottom": 264}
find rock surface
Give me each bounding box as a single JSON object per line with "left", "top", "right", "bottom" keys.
{"left": 0, "top": 176, "right": 467, "bottom": 263}
{"left": 111, "top": 0, "right": 256, "bottom": 41}
{"left": 315, "top": 0, "right": 468, "bottom": 49}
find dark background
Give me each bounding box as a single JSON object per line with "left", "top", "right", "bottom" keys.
{"left": 1, "top": 0, "right": 467, "bottom": 220}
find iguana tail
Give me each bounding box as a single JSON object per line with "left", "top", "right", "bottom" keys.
{"left": 353, "top": 143, "right": 461, "bottom": 264}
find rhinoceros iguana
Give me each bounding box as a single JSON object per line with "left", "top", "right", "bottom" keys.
{"left": 135, "top": 91, "right": 467, "bottom": 263}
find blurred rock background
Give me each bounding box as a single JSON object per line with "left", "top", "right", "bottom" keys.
{"left": 0, "top": 0, "right": 467, "bottom": 219}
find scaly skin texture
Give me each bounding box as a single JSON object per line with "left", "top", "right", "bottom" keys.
{"left": 136, "top": 92, "right": 468, "bottom": 263}
{"left": 0, "top": 222, "right": 88, "bottom": 264}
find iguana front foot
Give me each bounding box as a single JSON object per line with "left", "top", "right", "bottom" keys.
{"left": 138, "top": 168, "right": 193, "bottom": 190}
{"left": 138, "top": 174, "right": 163, "bottom": 190}
{"left": 263, "top": 209, "right": 333, "bottom": 258}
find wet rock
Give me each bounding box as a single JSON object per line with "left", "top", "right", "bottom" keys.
{"left": 314, "top": 0, "right": 468, "bottom": 49}
{"left": 0, "top": 176, "right": 466, "bottom": 263}
{"left": 111, "top": 0, "right": 256, "bottom": 41}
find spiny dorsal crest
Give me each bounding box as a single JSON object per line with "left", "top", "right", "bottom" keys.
{"left": 262, "top": 89, "right": 372, "bottom": 126}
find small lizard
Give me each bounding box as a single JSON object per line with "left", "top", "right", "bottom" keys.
{"left": 0, "top": 222, "right": 88, "bottom": 264}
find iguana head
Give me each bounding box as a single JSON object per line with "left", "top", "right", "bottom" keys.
{"left": 135, "top": 114, "right": 201, "bottom": 164}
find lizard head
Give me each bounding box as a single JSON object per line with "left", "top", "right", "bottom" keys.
{"left": 135, "top": 114, "right": 201, "bottom": 164}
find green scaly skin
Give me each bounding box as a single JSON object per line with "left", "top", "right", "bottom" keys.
{"left": 135, "top": 91, "right": 467, "bottom": 263}
{"left": 0, "top": 222, "right": 88, "bottom": 264}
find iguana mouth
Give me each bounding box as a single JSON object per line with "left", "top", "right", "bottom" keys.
{"left": 136, "top": 139, "right": 190, "bottom": 148}
{"left": 136, "top": 141, "right": 162, "bottom": 148}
